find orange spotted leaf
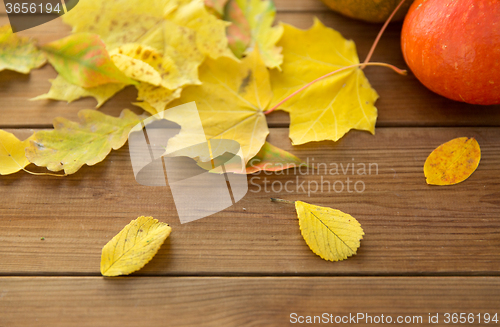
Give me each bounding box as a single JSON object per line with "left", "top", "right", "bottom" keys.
{"left": 424, "top": 137, "right": 481, "bottom": 185}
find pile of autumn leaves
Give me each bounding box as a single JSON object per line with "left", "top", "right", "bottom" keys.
{"left": 0, "top": 0, "right": 379, "bottom": 176}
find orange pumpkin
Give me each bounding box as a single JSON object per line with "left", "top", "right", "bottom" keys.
{"left": 401, "top": 0, "right": 500, "bottom": 105}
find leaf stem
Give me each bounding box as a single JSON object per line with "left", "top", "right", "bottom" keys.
{"left": 270, "top": 198, "right": 295, "bottom": 204}
{"left": 263, "top": 62, "right": 406, "bottom": 115}
{"left": 22, "top": 168, "right": 67, "bottom": 177}
{"left": 362, "top": 0, "right": 407, "bottom": 68}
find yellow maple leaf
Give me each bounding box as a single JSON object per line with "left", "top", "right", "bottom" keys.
{"left": 0, "top": 130, "right": 33, "bottom": 175}
{"left": 295, "top": 200, "right": 364, "bottom": 262}
{"left": 270, "top": 19, "right": 378, "bottom": 145}
{"left": 25, "top": 109, "right": 142, "bottom": 175}
{"left": 424, "top": 137, "right": 481, "bottom": 185}
{"left": 31, "top": 75, "right": 126, "bottom": 108}
{"left": 0, "top": 25, "right": 46, "bottom": 74}
{"left": 101, "top": 216, "right": 172, "bottom": 277}
{"left": 165, "top": 47, "right": 269, "bottom": 164}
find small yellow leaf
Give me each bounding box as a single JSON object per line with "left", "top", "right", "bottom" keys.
{"left": 295, "top": 201, "right": 364, "bottom": 262}
{"left": 31, "top": 75, "right": 126, "bottom": 108}
{"left": 424, "top": 137, "right": 481, "bottom": 185}
{"left": 0, "top": 130, "right": 33, "bottom": 175}
{"left": 0, "top": 25, "right": 46, "bottom": 74}
{"left": 110, "top": 52, "right": 162, "bottom": 86}
{"left": 110, "top": 44, "right": 184, "bottom": 90}
{"left": 101, "top": 216, "right": 172, "bottom": 277}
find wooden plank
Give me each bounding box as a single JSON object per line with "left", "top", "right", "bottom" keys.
{"left": 0, "top": 277, "right": 499, "bottom": 326}
{"left": 1, "top": 14, "right": 500, "bottom": 128}
{"left": 1, "top": 127, "right": 500, "bottom": 275}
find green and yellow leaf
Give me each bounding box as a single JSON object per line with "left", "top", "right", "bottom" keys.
{"left": 225, "top": 0, "right": 283, "bottom": 68}
{"left": 204, "top": 0, "right": 229, "bottom": 17}
{"left": 224, "top": 0, "right": 251, "bottom": 58}
{"left": 25, "top": 109, "right": 142, "bottom": 175}
{"left": 0, "top": 130, "right": 33, "bottom": 175}
{"left": 101, "top": 216, "right": 172, "bottom": 277}
{"left": 424, "top": 137, "right": 481, "bottom": 185}
{"left": 42, "top": 33, "right": 135, "bottom": 88}
{"left": 245, "top": 142, "right": 305, "bottom": 173}
{"left": 295, "top": 201, "right": 364, "bottom": 262}
{"left": 0, "top": 25, "right": 46, "bottom": 74}
{"left": 31, "top": 75, "right": 126, "bottom": 108}
{"left": 270, "top": 19, "right": 378, "bottom": 145}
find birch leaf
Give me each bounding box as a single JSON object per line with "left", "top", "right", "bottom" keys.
{"left": 166, "top": 47, "right": 269, "bottom": 164}
{"left": 0, "top": 130, "right": 33, "bottom": 175}
{"left": 41, "top": 33, "right": 135, "bottom": 88}
{"left": 0, "top": 25, "right": 46, "bottom": 74}
{"left": 101, "top": 216, "right": 171, "bottom": 277}
{"left": 31, "top": 75, "right": 126, "bottom": 108}
{"left": 225, "top": 0, "right": 283, "bottom": 68}
{"left": 424, "top": 137, "right": 481, "bottom": 185}
{"left": 295, "top": 201, "right": 364, "bottom": 262}
{"left": 26, "top": 109, "right": 142, "bottom": 175}
{"left": 270, "top": 19, "right": 378, "bottom": 145}
{"left": 109, "top": 52, "right": 162, "bottom": 86}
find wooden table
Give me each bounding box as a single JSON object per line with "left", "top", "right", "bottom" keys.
{"left": 1, "top": 1, "right": 500, "bottom": 326}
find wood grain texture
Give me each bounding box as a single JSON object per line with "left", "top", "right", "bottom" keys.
{"left": 1, "top": 127, "right": 499, "bottom": 276}
{"left": 0, "top": 277, "right": 499, "bottom": 327}
{"left": 1, "top": 14, "right": 500, "bottom": 128}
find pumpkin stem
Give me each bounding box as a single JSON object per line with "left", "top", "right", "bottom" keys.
{"left": 362, "top": 0, "right": 407, "bottom": 68}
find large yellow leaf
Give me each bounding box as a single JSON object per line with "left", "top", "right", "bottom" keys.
{"left": 295, "top": 201, "right": 364, "bottom": 262}
{"left": 101, "top": 216, "right": 172, "bottom": 277}
{"left": 0, "top": 130, "right": 33, "bottom": 175}
{"left": 166, "top": 47, "right": 270, "bottom": 164}
{"left": 424, "top": 137, "right": 481, "bottom": 186}
{"left": 225, "top": 0, "right": 283, "bottom": 69}
{"left": 25, "top": 109, "right": 142, "bottom": 175}
{"left": 31, "top": 75, "right": 126, "bottom": 108}
{"left": 0, "top": 25, "right": 46, "bottom": 74}
{"left": 270, "top": 19, "right": 378, "bottom": 145}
